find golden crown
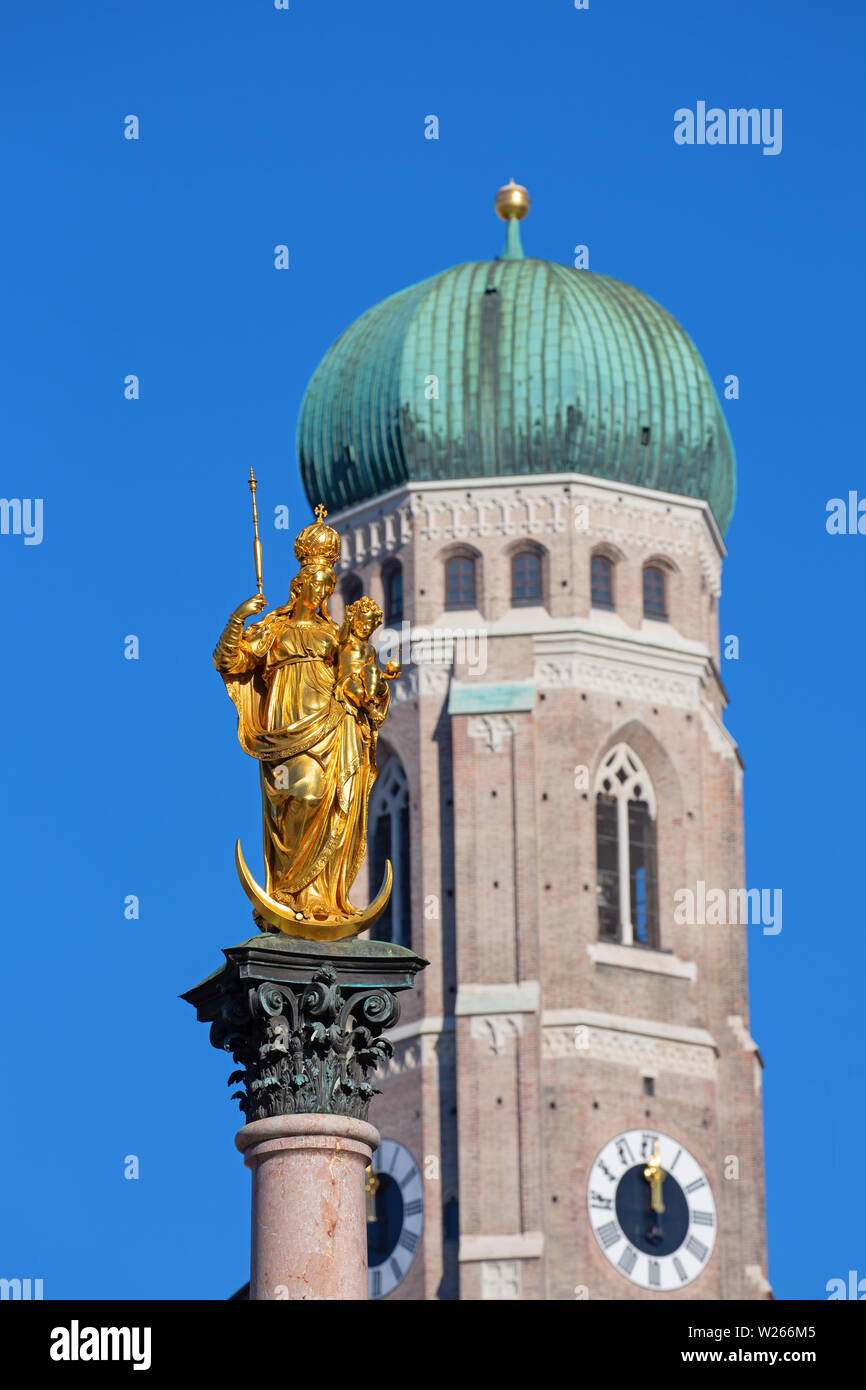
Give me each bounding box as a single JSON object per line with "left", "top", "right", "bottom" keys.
{"left": 294, "top": 503, "right": 342, "bottom": 569}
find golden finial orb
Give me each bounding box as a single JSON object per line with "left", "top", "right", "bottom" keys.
{"left": 495, "top": 178, "right": 530, "bottom": 221}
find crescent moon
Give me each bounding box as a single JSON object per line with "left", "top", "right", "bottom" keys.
{"left": 234, "top": 839, "right": 393, "bottom": 942}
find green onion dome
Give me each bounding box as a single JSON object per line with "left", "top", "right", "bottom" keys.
{"left": 298, "top": 189, "right": 735, "bottom": 531}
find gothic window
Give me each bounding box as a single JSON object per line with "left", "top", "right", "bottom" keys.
{"left": 511, "top": 549, "right": 542, "bottom": 604}
{"left": 594, "top": 743, "right": 659, "bottom": 948}
{"left": 643, "top": 565, "right": 667, "bottom": 620}
{"left": 369, "top": 758, "right": 411, "bottom": 946}
{"left": 445, "top": 555, "right": 476, "bottom": 608}
{"left": 591, "top": 554, "right": 614, "bottom": 609}
{"left": 383, "top": 561, "right": 403, "bottom": 625}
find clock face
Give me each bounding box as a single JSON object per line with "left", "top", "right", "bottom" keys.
{"left": 587, "top": 1130, "right": 717, "bottom": 1291}
{"left": 367, "top": 1139, "right": 424, "bottom": 1299}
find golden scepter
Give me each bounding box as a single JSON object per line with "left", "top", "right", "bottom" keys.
{"left": 248, "top": 466, "right": 266, "bottom": 605}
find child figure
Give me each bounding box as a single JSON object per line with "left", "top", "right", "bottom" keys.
{"left": 335, "top": 595, "right": 401, "bottom": 731}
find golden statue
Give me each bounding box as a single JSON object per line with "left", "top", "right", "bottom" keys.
{"left": 213, "top": 495, "right": 400, "bottom": 942}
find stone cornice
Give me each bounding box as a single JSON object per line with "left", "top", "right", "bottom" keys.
{"left": 328, "top": 472, "right": 726, "bottom": 567}
{"left": 541, "top": 1007, "right": 717, "bottom": 1051}
{"left": 533, "top": 626, "right": 725, "bottom": 714}
{"left": 587, "top": 941, "right": 697, "bottom": 981}
{"left": 455, "top": 981, "right": 540, "bottom": 1016}
{"left": 386, "top": 1013, "right": 454, "bottom": 1046}
{"left": 458, "top": 1232, "right": 545, "bottom": 1263}
{"left": 382, "top": 610, "right": 726, "bottom": 713}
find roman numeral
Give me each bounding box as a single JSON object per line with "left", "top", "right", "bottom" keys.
{"left": 673, "top": 1256, "right": 687, "bottom": 1283}
{"left": 641, "top": 1133, "right": 659, "bottom": 1159}
{"left": 692, "top": 1210, "right": 714, "bottom": 1226}
{"left": 684, "top": 1177, "right": 706, "bottom": 1194}
{"left": 648, "top": 1259, "right": 660, "bottom": 1288}
{"left": 686, "top": 1235, "right": 708, "bottom": 1262}
{"left": 617, "top": 1245, "right": 637, "bottom": 1276}
{"left": 589, "top": 1190, "right": 613, "bottom": 1211}
{"left": 404, "top": 1199, "right": 423, "bottom": 1217}
{"left": 371, "top": 1269, "right": 382, "bottom": 1298}
{"left": 400, "top": 1169, "right": 418, "bottom": 1188}
{"left": 389, "top": 1257, "right": 403, "bottom": 1283}
{"left": 669, "top": 1148, "right": 682, "bottom": 1172}
{"left": 388, "top": 1147, "right": 399, "bottom": 1173}
{"left": 615, "top": 1138, "right": 635, "bottom": 1166}
{"left": 399, "top": 1230, "right": 419, "bottom": 1255}
{"left": 597, "top": 1220, "right": 622, "bottom": 1249}
{"left": 596, "top": 1159, "right": 616, "bottom": 1184}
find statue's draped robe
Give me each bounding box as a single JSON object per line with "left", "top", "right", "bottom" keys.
{"left": 217, "top": 608, "right": 378, "bottom": 919}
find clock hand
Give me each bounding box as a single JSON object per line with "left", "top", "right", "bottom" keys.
{"left": 643, "top": 1142, "right": 666, "bottom": 1241}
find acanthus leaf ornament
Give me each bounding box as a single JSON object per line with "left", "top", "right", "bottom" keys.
{"left": 206, "top": 964, "right": 400, "bottom": 1123}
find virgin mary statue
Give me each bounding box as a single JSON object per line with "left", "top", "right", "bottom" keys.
{"left": 213, "top": 508, "right": 393, "bottom": 939}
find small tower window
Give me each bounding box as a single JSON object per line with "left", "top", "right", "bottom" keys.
{"left": 511, "top": 550, "right": 542, "bottom": 604}
{"left": 643, "top": 565, "right": 667, "bottom": 620}
{"left": 594, "top": 743, "right": 659, "bottom": 949}
{"left": 591, "top": 554, "right": 614, "bottom": 610}
{"left": 445, "top": 555, "right": 476, "bottom": 608}
{"left": 383, "top": 561, "right": 403, "bottom": 625}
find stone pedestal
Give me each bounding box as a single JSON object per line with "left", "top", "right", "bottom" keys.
{"left": 182, "top": 930, "right": 426, "bottom": 1300}
{"left": 236, "top": 1114, "right": 380, "bottom": 1300}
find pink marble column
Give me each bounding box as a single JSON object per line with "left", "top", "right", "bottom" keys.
{"left": 235, "top": 1114, "right": 380, "bottom": 1301}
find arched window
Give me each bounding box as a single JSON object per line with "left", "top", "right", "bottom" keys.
{"left": 341, "top": 573, "right": 363, "bottom": 612}
{"left": 591, "top": 554, "right": 614, "bottom": 609}
{"left": 594, "top": 744, "right": 658, "bottom": 948}
{"left": 643, "top": 565, "right": 667, "bottom": 620}
{"left": 445, "top": 555, "right": 475, "bottom": 608}
{"left": 369, "top": 758, "right": 411, "bottom": 946}
{"left": 383, "top": 561, "right": 403, "bottom": 625}
{"left": 511, "top": 549, "right": 542, "bottom": 604}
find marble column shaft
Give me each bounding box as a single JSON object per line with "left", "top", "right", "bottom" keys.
{"left": 236, "top": 1114, "right": 380, "bottom": 1300}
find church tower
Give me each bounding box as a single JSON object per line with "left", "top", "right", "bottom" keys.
{"left": 296, "top": 183, "right": 770, "bottom": 1301}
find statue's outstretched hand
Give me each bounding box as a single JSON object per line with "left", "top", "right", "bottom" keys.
{"left": 234, "top": 595, "right": 267, "bottom": 620}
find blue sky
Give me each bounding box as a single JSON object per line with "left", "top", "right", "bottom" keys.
{"left": 0, "top": 0, "right": 863, "bottom": 1300}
